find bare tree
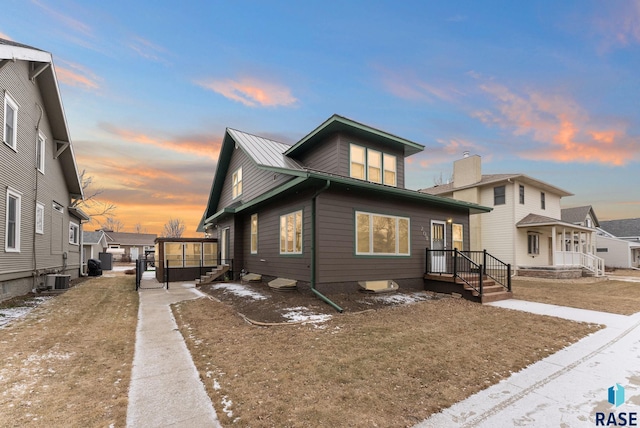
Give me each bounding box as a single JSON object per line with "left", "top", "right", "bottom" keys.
{"left": 163, "top": 218, "right": 185, "bottom": 238}
{"left": 71, "top": 169, "right": 117, "bottom": 218}
{"left": 433, "top": 171, "right": 454, "bottom": 186}
{"left": 133, "top": 223, "right": 147, "bottom": 234}
{"left": 100, "top": 217, "right": 125, "bottom": 232}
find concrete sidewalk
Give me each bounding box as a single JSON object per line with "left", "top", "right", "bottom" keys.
{"left": 126, "top": 272, "right": 220, "bottom": 427}
{"left": 416, "top": 299, "right": 640, "bottom": 427}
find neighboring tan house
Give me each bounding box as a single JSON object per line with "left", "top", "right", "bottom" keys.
{"left": 103, "top": 231, "right": 157, "bottom": 261}
{"left": 420, "top": 153, "right": 604, "bottom": 278}
{"left": 199, "top": 114, "right": 495, "bottom": 305}
{"left": 82, "top": 230, "right": 108, "bottom": 271}
{"left": 598, "top": 218, "right": 640, "bottom": 268}
{"left": 1, "top": 38, "right": 88, "bottom": 300}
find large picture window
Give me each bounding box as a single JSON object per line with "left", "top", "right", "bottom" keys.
{"left": 280, "top": 210, "right": 302, "bottom": 254}
{"left": 3, "top": 93, "right": 18, "bottom": 151}
{"left": 356, "top": 211, "right": 410, "bottom": 256}
{"left": 232, "top": 167, "right": 243, "bottom": 199}
{"left": 5, "top": 189, "right": 21, "bottom": 252}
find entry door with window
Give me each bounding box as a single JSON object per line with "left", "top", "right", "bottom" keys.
{"left": 431, "top": 221, "right": 447, "bottom": 272}
{"left": 220, "top": 228, "right": 229, "bottom": 265}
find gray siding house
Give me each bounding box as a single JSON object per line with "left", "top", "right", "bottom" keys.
{"left": 200, "top": 115, "right": 490, "bottom": 302}
{"left": 1, "top": 39, "right": 87, "bottom": 300}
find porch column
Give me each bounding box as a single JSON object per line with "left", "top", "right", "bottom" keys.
{"left": 551, "top": 226, "right": 556, "bottom": 265}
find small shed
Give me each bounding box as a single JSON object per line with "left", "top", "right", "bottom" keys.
{"left": 154, "top": 237, "right": 219, "bottom": 282}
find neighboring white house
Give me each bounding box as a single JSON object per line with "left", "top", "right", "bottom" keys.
{"left": 598, "top": 218, "right": 640, "bottom": 268}
{"left": 420, "top": 153, "right": 604, "bottom": 277}
{"left": 1, "top": 38, "right": 89, "bottom": 300}
{"left": 103, "top": 231, "right": 156, "bottom": 261}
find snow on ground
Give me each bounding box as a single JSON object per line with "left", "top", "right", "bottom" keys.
{"left": 281, "top": 306, "right": 332, "bottom": 325}
{"left": 211, "top": 283, "right": 268, "bottom": 300}
{"left": 0, "top": 296, "right": 53, "bottom": 329}
{"left": 367, "top": 291, "right": 436, "bottom": 305}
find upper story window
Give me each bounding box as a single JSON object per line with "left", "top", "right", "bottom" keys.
{"left": 494, "top": 185, "right": 506, "bottom": 205}
{"left": 540, "top": 192, "right": 546, "bottom": 210}
{"left": 36, "top": 131, "right": 46, "bottom": 173}
{"left": 3, "top": 92, "right": 19, "bottom": 151}
{"left": 519, "top": 185, "right": 525, "bottom": 204}
{"left": 350, "top": 144, "right": 397, "bottom": 186}
{"left": 232, "top": 167, "right": 243, "bottom": 199}
{"left": 35, "top": 202, "right": 45, "bottom": 235}
{"left": 5, "top": 188, "right": 21, "bottom": 252}
{"left": 69, "top": 222, "right": 79, "bottom": 245}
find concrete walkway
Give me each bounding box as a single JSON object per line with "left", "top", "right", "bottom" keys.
{"left": 126, "top": 272, "right": 220, "bottom": 427}
{"left": 416, "top": 299, "right": 640, "bottom": 427}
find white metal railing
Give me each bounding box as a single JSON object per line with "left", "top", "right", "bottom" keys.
{"left": 554, "top": 251, "right": 605, "bottom": 276}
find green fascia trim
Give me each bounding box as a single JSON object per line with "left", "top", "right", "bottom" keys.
{"left": 204, "top": 207, "right": 236, "bottom": 224}
{"left": 305, "top": 171, "right": 492, "bottom": 214}
{"left": 285, "top": 114, "right": 424, "bottom": 157}
{"left": 258, "top": 165, "right": 308, "bottom": 177}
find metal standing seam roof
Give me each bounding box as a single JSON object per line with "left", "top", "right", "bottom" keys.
{"left": 227, "top": 128, "right": 304, "bottom": 171}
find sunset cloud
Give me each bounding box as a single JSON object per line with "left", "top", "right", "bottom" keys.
{"left": 99, "top": 123, "right": 222, "bottom": 160}
{"left": 128, "top": 36, "right": 168, "bottom": 63}
{"left": 32, "top": 0, "right": 93, "bottom": 38}
{"left": 472, "top": 83, "right": 639, "bottom": 166}
{"left": 55, "top": 61, "right": 100, "bottom": 90}
{"left": 593, "top": 0, "right": 640, "bottom": 50}
{"left": 196, "top": 77, "right": 297, "bottom": 107}
{"left": 379, "top": 68, "right": 464, "bottom": 103}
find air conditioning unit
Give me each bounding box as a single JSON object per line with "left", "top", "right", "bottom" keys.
{"left": 46, "top": 274, "right": 70, "bottom": 290}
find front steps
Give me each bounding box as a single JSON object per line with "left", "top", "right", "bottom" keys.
{"left": 195, "top": 265, "right": 230, "bottom": 285}
{"left": 424, "top": 273, "right": 513, "bottom": 304}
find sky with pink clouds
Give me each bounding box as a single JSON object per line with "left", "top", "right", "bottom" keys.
{"left": 2, "top": 1, "right": 639, "bottom": 235}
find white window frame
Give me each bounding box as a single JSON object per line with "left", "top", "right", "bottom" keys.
{"left": 250, "top": 213, "right": 258, "bottom": 254}
{"left": 36, "top": 131, "right": 46, "bottom": 173}
{"left": 5, "top": 188, "right": 22, "bottom": 252}
{"left": 383, "top": 153, "right": 396, "bottom": 186}
{"left": 3, "top": 92, "right": 19, "bottom": 151}
{"left": 355, "top": 211, "right": 410, "bottom": 256}
{"left": 232, "top": 167, "right": 243, "bottom": 199}
{"left": 452, "top": 223, "right": 463, "bottom": 251}
{"left": 52, "top": 201, "right": 64, "bottom": 213}
{"left": 69, "top": 221, "right": 79, "bottom": 245}
{"left": 527, "top": 232, "right": 540, "bottom": 255}
{"left": 280, "top": 210, "right": 303, "bottom": 255}
{"left": 349, "top": 144, "right": 366, "bottom": 180}
{"left": 35, "top": 202, "right": 45, "bottom": 235}
{"left": 367, "top": 148, "right": 382, "bottom": 184}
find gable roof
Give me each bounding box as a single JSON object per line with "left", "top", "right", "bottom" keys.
{"left": 599, "top": 218, "right": 640, "bottom": 238}
{"left": 561, "top": 206, "right": 599, "bottom": 227}
{"left": 285, "top": 114, "right": 425, "bottom": 158}
{"left": 83, "top": 230, "right": 107, "bottom": 245}
{"left": 420, "top": 173, "right": 572, "bottom": 197}
{"left": 516, "top": 213, "right": 593, "bottom": 232}
{"left": 0, "top": 38, "right": 83, "bottom": 198}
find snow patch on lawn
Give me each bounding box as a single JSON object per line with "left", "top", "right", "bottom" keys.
{"left": 212, "top": 283, "right": 267, "bottom": 300}
{"left": 369, "top": 291, "right": 434, "bottom": 305}
{"left": 282, "top": 306, "right": 332, "bottom": 325}
{"left": 0, "top": 296, "right": 53, "bottom": 329}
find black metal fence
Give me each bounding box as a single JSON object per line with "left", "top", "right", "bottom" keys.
{"left": 135, "top": 256, "right": 166, "bottom": 291}
{"left": 425, "top": 248, "right": 511, "bottom": 293}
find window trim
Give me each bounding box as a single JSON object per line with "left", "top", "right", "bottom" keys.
{"left": 452, "top": 223, "right": 464, "bottom": 251}
{"left": 527, "top": 232, "right": 540, "bottom": 255}
{"left": 232, "top": 167, "right": 243, "bottom": 199}
{"left": 355, "top": 210, "right": 410, "bottom": 257}
{"left": 69, "top": 221, "right": 79, "bottom": 245}
{"left": 540, "top": 192, "right": 546, "bottom": 210}
{"left": 519, "top": 185, "right": 525, "bottom": 204}
{"left": 494, "top": 185, "right": 506, "bottom": 205}
{"left": 5, "top": 188, "right": 22, "bottom": 252}
{"left": 36, "top": 131, "right": 46, "bottom": 173}
{"left": 250, "top": 213, "right": 258, "bottom": 254}
{"left": 35, "top": 202, "right": 45, "bottom": 235}
{"left": 3, "top": 92, "right": 19, "bottom": 151}
{"left": 349, "top": 143, "right": 398, "bottom": 187}
{"left": 367, "top": 148, "right": 382, "bottom": 184}
{"left": 279, "top": 209, "right": 303, "bottom": 255}
{"left": 349, "top": 144, "right": 366, "bottom": 180}
{"left": 383, "top": 153, "right": 397, "bottom": 186}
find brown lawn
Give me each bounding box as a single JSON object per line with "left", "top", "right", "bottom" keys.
{"left": 173, "top": 296, "right": 600, "bottom": 427}
{"left": 0, "top": 275, "right": 138, "bottom": 427}
{"left": 512, "top": 277, "right": 640, "bottom": 315}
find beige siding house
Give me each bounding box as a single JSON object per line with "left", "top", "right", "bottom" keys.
{"left": 421, "top": 154, "right": 604, "bottom": 278}
{"left": 1, "top": 39, "right": 88, "bottom": 300}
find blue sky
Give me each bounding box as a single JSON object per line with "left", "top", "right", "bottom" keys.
{"left": 2, "top": 0, "right": 639, "bottom": 235}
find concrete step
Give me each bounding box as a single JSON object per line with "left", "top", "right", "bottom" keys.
{"left": 481, "top": 291, "right": 513, "bottom": 304}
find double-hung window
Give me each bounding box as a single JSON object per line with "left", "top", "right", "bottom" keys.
{"left": 349, "top": 144, "right": 397, "bottom": 186}
{"left": 6, "top": 189, "right": 22, "bottom": 252}
{"left": 519, "top": 185, "right": 525, "bottom": 204}
{"left": 356, "top": 211, "right": 410, "bottom": 256}
{"left": 35, "top": 202, "right": 45, "bottom": 235}
{"left": 452, "top": 223, "right": 464, "bottom": 251}
{"left": 232, "top": 167, "right": 243, "bottom": 199}
{"left": 36, "top": 131, "right": 46, "bottom": 173}
{"left": 540, "top": 192, "right": 546, "bottom": 210}
{"left": 69, "top": 222, "right": 79, "bottom": 245}
{"left": 250, "top": 213, "right": 258, "bottom": 254}
{"left": 3, "top": 93, "right": 18, "bottom": 150}
{"left": 494, "top": 185, "right": 506, "bottom": 205}
{"left": 280, "top": 210, "right": 302, "bottom": 254}
{"left": 527, "top": 233, "right": 540, "bottom": 255}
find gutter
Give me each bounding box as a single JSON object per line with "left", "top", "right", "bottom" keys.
{"left": 310, "top": 180, "right": 343, "bottom": 313}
